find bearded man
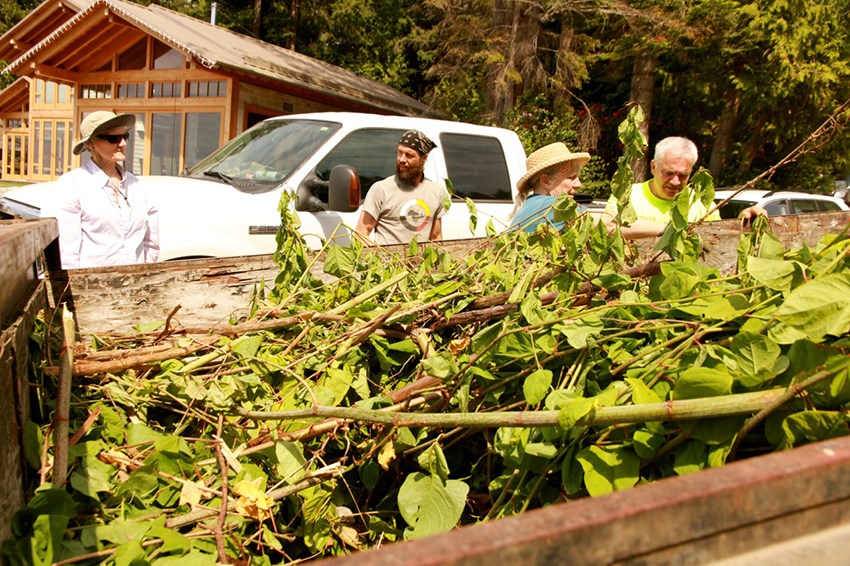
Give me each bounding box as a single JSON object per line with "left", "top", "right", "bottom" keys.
{"left": 354, "top": 129, "right": 447, "bottom": 245}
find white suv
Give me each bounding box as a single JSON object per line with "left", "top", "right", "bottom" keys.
{"left": 713, "top": 189, "right": 849, "bottom": 219}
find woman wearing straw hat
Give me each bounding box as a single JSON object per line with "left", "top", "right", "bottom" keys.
{"left": 47, "top": 111, "right": 159, "bottom": 269}
{"left": 510, "top": 142, "right": 601, "bottom": 233}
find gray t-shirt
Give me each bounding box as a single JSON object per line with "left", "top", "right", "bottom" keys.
{"left": 361, "top": 174, "right": 447, "bottom": 245}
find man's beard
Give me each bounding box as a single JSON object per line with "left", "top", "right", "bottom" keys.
{"left": 397, "top": 162, "right": 423, "bottom": 185}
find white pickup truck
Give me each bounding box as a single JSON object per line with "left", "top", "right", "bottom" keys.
{"left": 0, "top": 112, "right": 528, "bottom": 260}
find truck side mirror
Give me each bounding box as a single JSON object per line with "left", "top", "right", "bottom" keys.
{"left": 295, "top": 173, "right": 328, "bottom": 212}
{"left": 328, "top": 164, "right": 361, "bottom": 212}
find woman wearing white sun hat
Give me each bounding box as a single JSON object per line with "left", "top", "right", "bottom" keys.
{"left": 46, "top": 111, "right": 159, "bottom": 269}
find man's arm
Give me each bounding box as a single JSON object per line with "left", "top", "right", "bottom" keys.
{"left": 739, "top": 205, "right": 767, "bottom": 226}
{"left": 618, "top": 218, "right": 668, "bottom": 240}
{"left": 355, "top": 211, "right": 378, "bottom": 240}
{"left": 429, "top": 216, "right": 443, "bottom": 240}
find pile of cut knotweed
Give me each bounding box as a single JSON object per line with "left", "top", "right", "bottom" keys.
{"left": 7, "top": 190, "right": 850, "bottom": 565}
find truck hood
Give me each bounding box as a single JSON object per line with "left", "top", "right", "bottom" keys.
{"left": 1, "top": 175, "right": 360, "bottom": 260}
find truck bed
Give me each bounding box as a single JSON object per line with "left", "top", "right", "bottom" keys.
{"left": 3, "top": 213, "right": 850, "bottom": 560}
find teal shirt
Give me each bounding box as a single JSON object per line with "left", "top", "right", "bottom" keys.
{"left": 510, "top": 195, "right": 588, "bottom": 233}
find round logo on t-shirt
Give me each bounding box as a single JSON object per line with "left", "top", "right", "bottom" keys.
{"left": 399, "top": 199, "right": 432, "bottom": 232}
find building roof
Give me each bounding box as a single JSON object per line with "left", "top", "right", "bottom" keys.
{"left": 0, "top": 77, "right": 30, "bottom": 113}
{"left": 0, "top": 0, "right": 86, "bottom": 63}
{"left": 3, "top": 0, "right": 436, "bottom": 117}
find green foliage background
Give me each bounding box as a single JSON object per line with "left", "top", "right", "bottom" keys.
{"left": 3, "top": 0, "right": 849, "bottom": 189}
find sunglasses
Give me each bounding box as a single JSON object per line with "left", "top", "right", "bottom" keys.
{"left": 95, "top": 132, "right": 130, "bottom": 144}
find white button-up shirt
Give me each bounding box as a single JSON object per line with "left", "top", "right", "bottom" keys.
{"left": 44, "top": 160, "right": 159, "bottom": 269}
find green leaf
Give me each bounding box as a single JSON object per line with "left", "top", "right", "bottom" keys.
{"left": 151, "top": 550, "right": 218, "bottom": 565}
{"left": 557, "top": 397, "right": 596, "bottom": 430}
{"left": 466, "top": 197, "right": 478, "bottom": 235}
{"left": 323, "top": 244, "right": 357, "bottom": 277}
{"left": 658, "top": 270, "right": 699, "bottom": 300}
{"left": 23, "top": 421, "right": 43, "bottom": 470}
{"left": 301, "top": 484, "right": 334, "bottom": 552}
{"left": 275, "top": 441, "right": 307, "bottom": 484}
{"left": 576, "top": 445, "right": 640, "bottom": 496}
{"left": 627, "top": 377, "right": 661, "bottom": 404}
{"left": 397, "top": 472, "right": 468, "bottom": 540}
{"left": 315, "top": 367, "right": 353, "bottom": 406}
{"left": 746, "top": 256, "right": 798, "bottom": 290}
{"left": 778, "top": 411, "right": 848, "bottom": 449}
{"left": 673, "top": 440, "right": 707, "bottom": 476}
{"left": 231, "top": 334, "right": 264, "bottom": 359}
{"left": 727, "top": 332, "right": 786, "bottom": 388}
{"left": 523, "top": 369, "right": 552, "bottom": 406}
{"left": 116, "top": 468, "right": 159, "bottom": 498}
{"left": 148, "top": 523, "right": 191, "bottom": 556}
{"left": 95, "top": 517, "right": 152, "bottom": 545}
{"left": 673, "top": 367, "right": 733, "bottom": 400}
{"left": 519, "top": 294, "right": 546, "bottom": 326}
{"left": 417, "top": 443, "right": 450, "bottom": 481}
{"left": 421, "top": 352, "right": 458, "bottom": 380}
{"left": 524, "top": 441, "right": 558, "bottom": 459}
{"left": 774, "top": 274, "right": 850, "bottom": 340}
{"left": 633, "top": 427, "right": 665, "bottom": 458}
{"left": 558, "top": 314, "right": 604, "bottom": 349}
{"left": 132, "top": 319, "right": 165, "bottom": 334}
{"left": 70, "top": 457, "right": 115, "bottom": 498}
{"left": 561, "top": 446, "right": 583, "bottom": 495}
{"left": 113, "top": 540, "right": 146, "bottom": 566}
{"left": 127, "top": 423, "right": 163, "bottom": 446}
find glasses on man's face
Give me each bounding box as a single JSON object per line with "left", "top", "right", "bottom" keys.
{"left": 96, "top": 132, "right": 130, "bottom": 144}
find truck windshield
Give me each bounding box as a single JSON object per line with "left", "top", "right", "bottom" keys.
{"left": 185, "top": 119, "right": 341, "bottom": 192}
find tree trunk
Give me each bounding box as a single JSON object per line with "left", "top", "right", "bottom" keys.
{"left": 252, "top": 0, "right": 263, "bottom": 40}
{"left": 286, "top": 0, "right": 301, "bottom": 51}
{"left": 485, "top": 1, "right": 542, "bottom": 125}
{"left": 629, "top": 51, "right": 656, "bottom": 182}
{"left": 708, "top": 90, "right": 740, "bottom": 180}
{"left": 553, "top": 24, "right": 575, "bottom": 116}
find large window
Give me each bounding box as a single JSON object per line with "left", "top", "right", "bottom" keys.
{"left": 30, "top": 119, "right": 72, "bottom": 179}
{"left": 153, "top": 39, "right": 184, "bottom": 69}
{"left": 4, "top": 133, "right": 26, "bottom": 177}
{"left": 118, "top": 38, "right": 147, "bottom": 70}
{"left": 118, "top": 83, "right": 145, "bottom": 98}
{"left": 188, "top": 81, "right": 227, "bottom": 98}
{"left": 151, "top": 113, "right": 182, "bottom": 175}
{"left": 440, "top": 133, "right": 512, "bottom": 200}
{"left": 81, "top": 84, "right": 112, "bottom": 99}
{"left": 34, "top": 80, "right": 73, "bottom": 106}
{"left": 125, "top": 112, "right": 146, "bottom": 175}
{"left": 151, "top": 82, "right": 182, "bottom": 98}
{"left": 184, "top": 112, "right": 221, "bottom": 169}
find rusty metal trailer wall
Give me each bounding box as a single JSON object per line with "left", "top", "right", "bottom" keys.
{"left": 0, "top": 219, "right": 59, "bottom": 544}
{"left": 318, "top": 436, "right": 850, "bottom": 565}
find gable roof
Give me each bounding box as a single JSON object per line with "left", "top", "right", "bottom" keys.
{"left": 0, "top": 77, "right": 29, "bottom": 113}
{"left": 4, "top": 0, "right": 437, "bottom": 117}
{"left": 0, "top": 0, "right": 86, "bottom": 63}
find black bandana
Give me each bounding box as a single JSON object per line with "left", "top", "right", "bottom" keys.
{"left": 399, "top": 129, "right": 437, "bottom": 156}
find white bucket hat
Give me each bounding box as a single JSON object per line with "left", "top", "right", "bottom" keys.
{"left": 73, "top": 111, "right": 135, "bottom": 155}
{"left": 516, "top": 142, "right": 590, "bottom": 194}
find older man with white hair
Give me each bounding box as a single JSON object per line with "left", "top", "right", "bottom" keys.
{"left": 609, "top": 136, "right": 763, "bottom": 238}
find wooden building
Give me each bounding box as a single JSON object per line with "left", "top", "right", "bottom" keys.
{"left": 0, "top": 0, "right": 435, "bottom": 181}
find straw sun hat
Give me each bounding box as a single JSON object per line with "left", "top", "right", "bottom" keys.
{"left": 516, "top": 142, "right": 591, "bottom": 194}
{"left": 73, "top": 111, "right": 136, "bottom": 155}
